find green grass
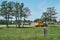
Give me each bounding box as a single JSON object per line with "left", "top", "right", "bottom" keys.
{"left": 0, "top": 25, "right": 60, "bottom": 40}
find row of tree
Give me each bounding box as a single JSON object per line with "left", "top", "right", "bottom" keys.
{"left": 0, "top": 1, "right": 31, "bottom": 28}
{"left": 0, "top": 20, "right": 32, "bottom": 25}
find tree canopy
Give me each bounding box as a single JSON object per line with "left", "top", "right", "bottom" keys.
{"left": 41, "top": 7, "right": 57, "bottom": 22}
{"left": 0, "top": 1, "right": 31, "bottom": 28}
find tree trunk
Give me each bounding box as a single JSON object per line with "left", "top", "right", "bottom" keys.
{"left": 18, "top": 15, "right": 21, "bottom": 28}
{"left": 6, "top": 14, "right": 9, "bottom": 28}
{"left": 15, "top": 16, "right": 18, "bottom": 28}
{"left": 18, "top": 17, "right": 21, "bottom": 28}
{"left": 22, "top": 17, "right": 25, "bottom": 27}
{"left": 6, "top": 19, "right": 8, "bottom": 28}
{"left": 7, "top": 14, "right": 9, "bottom": 28}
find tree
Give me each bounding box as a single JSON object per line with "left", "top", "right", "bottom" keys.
{"left": 14, "top": 3, "right": 24, "bottom": 28}
{"left": 18, "top": 3, "right": 24, "bottom": 27}
{"left": 7, "top": 1, "right": 14, "bottom": 27}
{"left": 22, "top": 7, "right": 31, "bottom": 27}
{"left": 41, "top": 7, "right": 57, "bottom": 24}
{"left": 13, "top": 2, "right": 20, "bottom": 27}
{"left": 0, "top": 1, "right": 9, "bottom": 27}
{"left": 34, "top": 18, "right": 42, "bottom": 22}
{"left": 0, "top": 1, "right": 15, "bottom": 27}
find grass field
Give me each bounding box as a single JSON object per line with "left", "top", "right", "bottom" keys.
{"left": 0, "top": 25, "right": 60, "bottom": 40}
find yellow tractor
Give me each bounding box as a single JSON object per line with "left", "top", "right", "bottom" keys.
{"left": 34, "top": 22, "right": 47, "bottom": 27}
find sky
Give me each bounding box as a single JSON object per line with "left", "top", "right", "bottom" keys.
{"left": 0, "top": 0, "right": 60, "bottom": 21}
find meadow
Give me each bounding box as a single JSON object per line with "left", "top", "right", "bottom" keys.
{"left": 0, "top": 25, "right": 60, "bottom": 40}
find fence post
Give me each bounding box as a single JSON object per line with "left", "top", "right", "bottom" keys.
{"left": 44, "top": 27, "right": 48, "bottom": 37}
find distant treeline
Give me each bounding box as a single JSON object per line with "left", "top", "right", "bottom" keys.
{"left": 0, "top": 20, "right": 32, "bottom": 25}
{"left": 0, "top": 20, "right": 12, "bottom": 24}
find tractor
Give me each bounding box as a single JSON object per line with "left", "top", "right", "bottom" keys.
{"left": 34, "top": 21, "right": 47, "bottom": 27}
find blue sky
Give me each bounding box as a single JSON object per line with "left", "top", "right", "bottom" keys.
{"left": 0, "top": 0, "right": 60, "bottom": 21}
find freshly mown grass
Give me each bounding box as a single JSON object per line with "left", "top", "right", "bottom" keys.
{"left": 0, "top": 25, "right": 60, "bottom": 40}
